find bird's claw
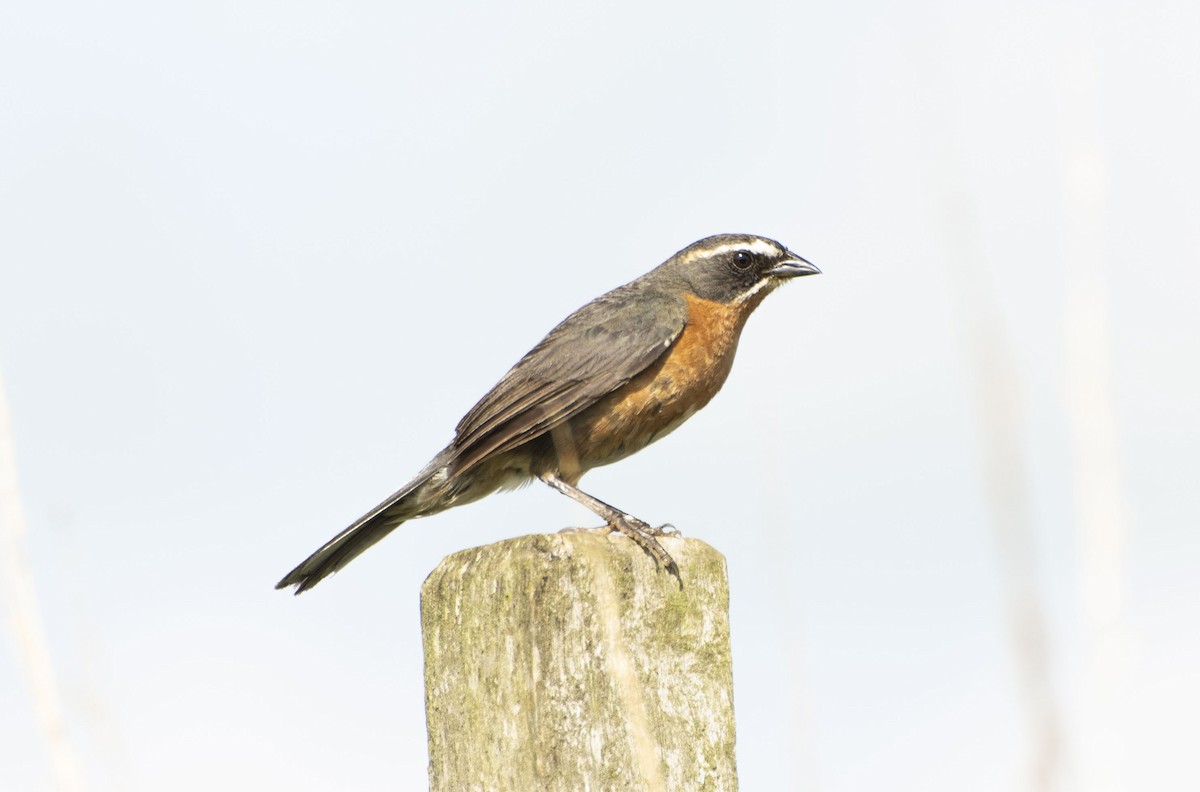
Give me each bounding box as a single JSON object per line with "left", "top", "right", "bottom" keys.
{"left": 607, "top": 515, "right": 683, "bottom": 588}
{"left": 653, "top": 522, "right": 681, "bottom": 537}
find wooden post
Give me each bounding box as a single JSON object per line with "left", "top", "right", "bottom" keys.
{"left": 421, "top": 532, "right": 737, "bottom": 792}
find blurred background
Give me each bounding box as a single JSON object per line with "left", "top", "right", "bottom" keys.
{"left": 2, "top": 1, "right": 1197, "bottom": 790}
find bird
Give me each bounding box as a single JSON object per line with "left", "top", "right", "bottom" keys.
{"left": 276, "top": 233, "right": 819, "bottom": 593}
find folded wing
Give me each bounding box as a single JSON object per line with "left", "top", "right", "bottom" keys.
{"left": 450, "top": 285, "right": 687, "bottom": 475}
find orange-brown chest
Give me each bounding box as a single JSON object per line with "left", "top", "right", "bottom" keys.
{"left": 568, "top": 292, "right": 763, "bottom": 470}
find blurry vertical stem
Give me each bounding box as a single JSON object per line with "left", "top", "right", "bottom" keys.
{"left": 1058, "top": 45, "right": 1128, "bottom": 792}
{"left": 0, "top": 372, "right": 83, "bottom": 792}
{"left": 938, "top": 190, "right": 1061, "bottom": 792}
{"left": 917, "top": 21, "right": 1061, "bottom": 785}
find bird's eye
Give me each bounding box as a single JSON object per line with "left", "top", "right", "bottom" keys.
{"left": 732, "top": 251, "right": 753, "bottom": 270}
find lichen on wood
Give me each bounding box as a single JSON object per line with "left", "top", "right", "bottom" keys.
{"left": 422, "top": 532, "right": 737, "bottom": 792}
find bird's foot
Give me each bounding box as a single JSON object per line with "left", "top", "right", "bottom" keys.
{"left": 608, "top": 514, "right": 682, "bottom": 586}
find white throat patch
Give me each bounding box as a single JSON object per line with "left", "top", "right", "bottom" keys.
{"left": 733, "top": 276, "right": 778, "bottom": 303}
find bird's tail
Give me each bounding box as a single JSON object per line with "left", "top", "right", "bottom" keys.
{"left": 276, "top": 454, "right": 449, "bottom": 594}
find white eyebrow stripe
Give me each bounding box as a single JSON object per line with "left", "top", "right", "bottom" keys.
{"left": 686, "top": 238, "right": 781, "bottom": 260}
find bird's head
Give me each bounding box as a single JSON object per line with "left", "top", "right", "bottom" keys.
{"left": 662, "top": 233, "right": 820, "bottom": 305}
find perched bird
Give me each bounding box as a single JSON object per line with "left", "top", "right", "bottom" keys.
{"left": 277, "top": 233, "right": 819, "bottom": 593}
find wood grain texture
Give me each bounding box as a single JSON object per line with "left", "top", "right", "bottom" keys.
{"left": 421, "top": 533, "right": 737, "bottom": 792}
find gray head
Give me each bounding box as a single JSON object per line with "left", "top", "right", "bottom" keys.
{"left": 658, "top": 233, "right": 820, "bottom": 304}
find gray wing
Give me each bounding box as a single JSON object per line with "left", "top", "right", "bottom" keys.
{"left": 449, "top": 285, "right": 687, "bottom": 475}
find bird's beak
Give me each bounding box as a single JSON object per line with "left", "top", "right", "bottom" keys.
{"left": 767, "top": 254, "right": 821, "bottom": 279}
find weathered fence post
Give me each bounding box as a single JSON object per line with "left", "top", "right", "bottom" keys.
{"left": 421, "top": 532, "right": 737, "bottom": 792}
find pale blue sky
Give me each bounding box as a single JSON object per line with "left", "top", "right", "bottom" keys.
{"left": 2, "top": 1, "right": 1198, "bottom": 790}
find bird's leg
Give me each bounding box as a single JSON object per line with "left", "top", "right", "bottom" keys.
{"left": 539, "top": 472, "right": 681, "bottom": 582}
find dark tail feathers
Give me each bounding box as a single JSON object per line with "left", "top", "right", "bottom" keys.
{"left": 278, "top": 446, "right": 470, "bottom": 593}
{"left": 275, "top": 507, "right": 405, "bottom": 594}
{"left": 275, "top": 463, "right": 441, "bottom": 593}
